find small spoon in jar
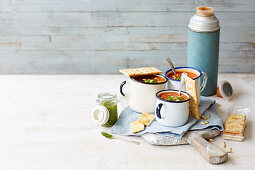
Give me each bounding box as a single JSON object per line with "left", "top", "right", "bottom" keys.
{"left": 178, "top": 73, "right": 187, "bottom": 95}
{"left": 165, "top": 57, "right": 176, "bottom": 75}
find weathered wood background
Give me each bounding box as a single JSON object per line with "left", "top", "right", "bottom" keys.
{"left": 0, "top": 0, "right": 254, "bottom": 74}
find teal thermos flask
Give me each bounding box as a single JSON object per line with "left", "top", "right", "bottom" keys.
{"left": 187, "top": 7, "right": 220, "bottom": 96}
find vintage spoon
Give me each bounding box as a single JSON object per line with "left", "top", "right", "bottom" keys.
{"left": 165, "top": 57, "right": 176, "bottom": 75}
{"left": 178, "top": 73, "right": 187, "bottom": 95}
{"left": 101, "top": 132, "right": 140, "bottom": 145}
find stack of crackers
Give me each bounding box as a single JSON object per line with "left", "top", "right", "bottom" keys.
{"left": 131, "top": 112, "right": 155, "bottom": 133}
{"left": 119, "top": 67, "right": 162, "bottom": 77}
{"left": 223, "top": 114, "right": 246, "bottom": 141}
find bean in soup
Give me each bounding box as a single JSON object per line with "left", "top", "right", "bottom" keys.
{"left": 167, "top": 71, "right": 198, "bottom": 80}
{"left": 158, "top": 91, "right": 188, "bottom": 102}
{"left": 133, "top": 75, "right": 166, "bottom": 84}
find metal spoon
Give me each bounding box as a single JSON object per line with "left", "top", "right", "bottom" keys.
{"left": 101, "top": 132, "right": 140, "bottom": 145}
{"left": 115, "top": 136, "right": 140, "bottom": 145}
{"left": 165, "top": 57, "right": 176, "bottom": 75}
{"left": 178, "top": 73, "right": 187, "bottom": 95}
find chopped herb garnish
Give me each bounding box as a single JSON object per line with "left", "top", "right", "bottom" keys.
{"left": 172, "top": 74, "right": 181, "bottom": 80}
{"left": 101, "top": 132, "right": 113, "bottom": 139}
{"left": 173, "top": 76, "right": 181, "bottom": 80}
{"left": 166, "top": 96, "right": 174, "bottom": 101}
{"left": 166, "top": 95, "right": 184, "bottom": 101}
{"left": 177, "top": 96, "right": 183, "bottom": 100}
{"left": 142, "top": 78, "right": 158, "bottom": 83}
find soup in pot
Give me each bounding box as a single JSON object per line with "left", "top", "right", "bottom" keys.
{"left": 167, "top": 71, "right": 198, "bottom": 80}
{"left": 133, "top": 75, "right": 166, "bottom": 84}
{"left": 158, "top": 91, "right": 189, "bottom": 102}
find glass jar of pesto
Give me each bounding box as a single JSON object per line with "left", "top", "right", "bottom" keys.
{"left": 91, "top": 93, "right": 118, "bottom": 127}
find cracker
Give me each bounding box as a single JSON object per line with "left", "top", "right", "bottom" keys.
{"left": 138, "top": 112, "right": 155, "bottom": 126}
{"left": 223, "top": 114, "right": 246, "bottom": 141}
{"left": 119, "top": 67, "right": 162, "bottom": 77}
{"left": 222, "top": 134, "right": 244, "bottom": 141}
{"left": 185, "top": 76, "right": 199, "bottom": 120}
{"left": 130, "top": 120, "right": 145, "bottom": 133}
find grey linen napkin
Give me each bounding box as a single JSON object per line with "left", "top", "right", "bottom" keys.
{"left": 111, "top": 96, "right": 223, "bottom": 139}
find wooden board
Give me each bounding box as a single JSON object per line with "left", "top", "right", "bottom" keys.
{"left": 143, "top": 129, "right": 228, "bottom": 164}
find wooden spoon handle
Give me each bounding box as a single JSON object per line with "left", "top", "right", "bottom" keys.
{"left": 190, "top": 136, "right": 228, "bottom": 164}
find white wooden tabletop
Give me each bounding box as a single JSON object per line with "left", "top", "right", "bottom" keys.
{"left": 0, "top": 74, "right": 254, "bottom": 170}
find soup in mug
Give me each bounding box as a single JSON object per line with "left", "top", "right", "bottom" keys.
{"left": 158, "top": 91, "right": 188, "bottom": 102}
{"left": 167, "top": 71, "right": 198, "bottom": 80}
{"left": 133, "top": 75, "right": 166, "bottom": 84}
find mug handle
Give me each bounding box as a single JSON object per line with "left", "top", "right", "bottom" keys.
{"left": 119, "top": 80, "right": 130, "bottom": 108}
{"left": 120, "top": 81, "right": 126, "bottom": 96}
{"left": 156, "top": 103, "right": 163, "bottom": 119}
{"left": 120, "top": 80, "right": 130, "bottom": 97}
{"left": 200, "top": 72, "right": 208, "bottom": 92}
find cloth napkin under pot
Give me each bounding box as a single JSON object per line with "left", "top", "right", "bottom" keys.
{"left": 111, "top": 97, "right": 223, "bottom": 139}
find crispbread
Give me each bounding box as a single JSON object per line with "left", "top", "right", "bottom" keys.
{"left": 223, "top": 114, "right": 246, "bottom": 141}
{"left": 130, "top": 120, "right": 145, "bottom": 133}
{"left": 138, "top": 112, "right": 155, "bottom": 126}
{"left": 185, "top": 76, "right": 199, "bottom": 120}
{"left": 119, "top": 67, "right": 162, "bottom": 77}
{"left": 223, "top": 134, "right": 244, "bottom": 141}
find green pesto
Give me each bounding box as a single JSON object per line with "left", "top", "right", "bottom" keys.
{"left": 101, "top": 132, "right": 113, "bottom": 139}
{"left": 102, "top": 101, "right": 118, "bottom": 127}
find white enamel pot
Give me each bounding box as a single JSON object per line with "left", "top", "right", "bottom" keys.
{"left": 165, "top": 67, "right": 207, "bottom": 104}
{"left": 120, "top": 75, "right": 167, "bottom": 113}
{"left": 155, "top": 90, "right": 191, "bottom": 127}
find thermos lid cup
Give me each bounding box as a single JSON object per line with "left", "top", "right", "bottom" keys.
{"left": 196, "top": 6, "right": 214, "bottom": 17}
{"left": 216, "top": 81, "right": 233, "bottom": 100}
{"left": 91, "top": 105, "right": 109, "bottom": 125}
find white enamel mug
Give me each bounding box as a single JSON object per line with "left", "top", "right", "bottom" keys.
{"left": 120, "top": 75, "right": 167, "bottom": 113}
{"left": 155, "top": 90, "right": 191, "bottom": 127}
{"left": 165, "top": 67, "right": 207, "bottom": 104}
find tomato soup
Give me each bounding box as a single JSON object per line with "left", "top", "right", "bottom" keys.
{"left": 167, "top": 71, "right": 198, "bottom": 80}
{"left": 133, "top": 75, "right": 166, "bottom": 84}
{"left": 158, "top": 91, "right": 189, "bottom": 101}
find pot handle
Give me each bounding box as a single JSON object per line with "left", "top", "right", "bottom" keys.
{"left": 156, "top": 103, "right": 163, "bottom": 119}
{"left": 200, "top": 72, "right": 208, "bottom": 92}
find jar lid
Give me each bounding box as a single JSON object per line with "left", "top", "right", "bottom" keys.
{"left": 91, "top": 105, "right": 109, "bottom": 125}
{"left": 217, "top": 81, "right": 233, "bottom": 100}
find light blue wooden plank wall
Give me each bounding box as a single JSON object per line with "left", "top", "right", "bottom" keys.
{"left": 0, "top": 0, "right": 254, "bottom": 74}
